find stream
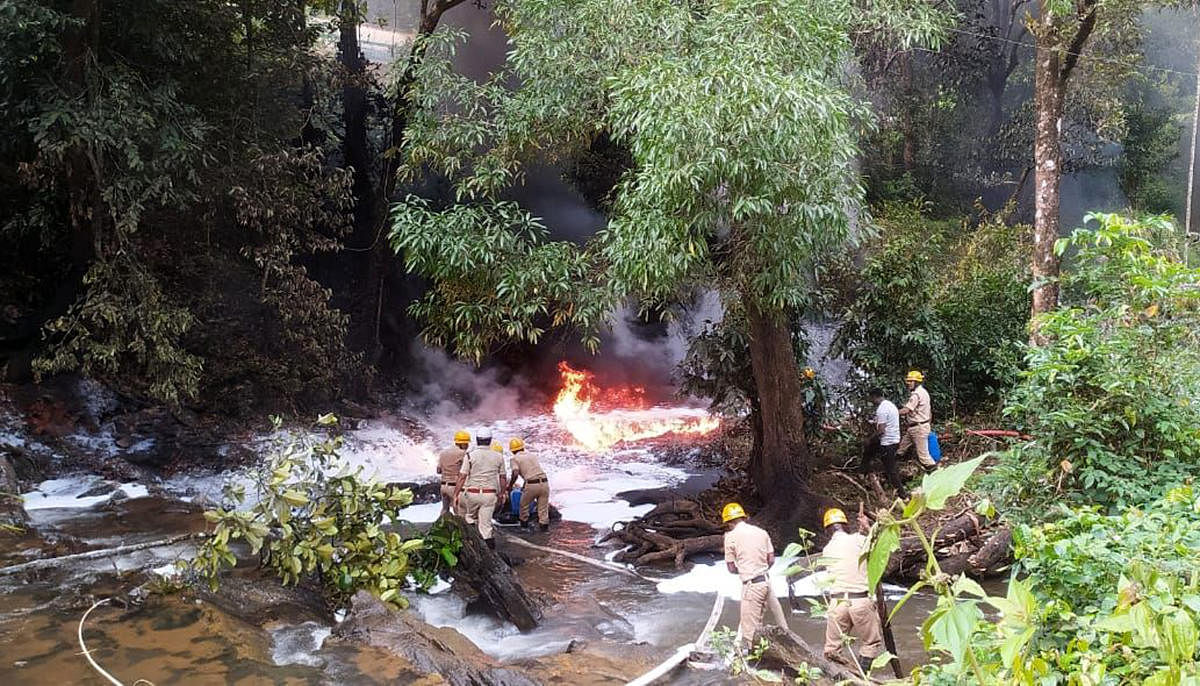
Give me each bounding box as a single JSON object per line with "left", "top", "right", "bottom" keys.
{"left": 0, "top": 409, "right": 942, "bottom": 684}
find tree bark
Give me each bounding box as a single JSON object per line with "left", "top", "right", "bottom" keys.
{"left": 1030, "top": 31, "right": 1064, "bottom": 341}
{"left": 742, "top": 301, "right": 836, "bottom": 541}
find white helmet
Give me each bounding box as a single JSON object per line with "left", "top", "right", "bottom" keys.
{"left": 475, "top": 428, "right": 492, "bottom": 443}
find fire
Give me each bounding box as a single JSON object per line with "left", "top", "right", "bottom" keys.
{"left": 552, "top": 361, "right": 720, "bottom": 451}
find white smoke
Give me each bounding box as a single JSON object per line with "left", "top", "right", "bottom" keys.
{"left": 405, "top": 343, "right": 534, "bottom": 425}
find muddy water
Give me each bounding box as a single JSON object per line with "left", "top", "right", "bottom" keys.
{"left": 1, "top": 413, "right": 945, "bottom": 684}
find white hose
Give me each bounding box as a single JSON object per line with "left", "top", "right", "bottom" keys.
{"left": 78, "top": 599, "right": 123, "bottom": 686}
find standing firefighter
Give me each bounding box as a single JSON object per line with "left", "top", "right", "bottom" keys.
{"left": 820, "top": 508, "right": 884, "bottom": 673}
{"left": 898, "top": 370, "right": 936, "bottom": 472}
{"left": 437, "top": 430, "right": 470, "bottom": 516}
{"left": 451, "top": 428, "right": 507, "bottom": 549}
{"left": 722, "top": 502, "right": 775, "bottom": 651}
{"left": 506, "top": 437, "right": 551, "bottom": 531}
{"left": 862, "top": 388, "right": 907, "bottom": 497}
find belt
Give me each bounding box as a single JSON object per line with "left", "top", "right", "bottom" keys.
{"left": 524, "top": 476, "right": 547, "bottom": 484}
{"left": 910, "top": 419, "right": 931, "bottom": 426}
{"left": 831, "top": 591, "right": 870, "bottom": 599}
{"left": 441, "top": 481, "right": 456, "bottom": 487}
{"left": 465, "top": 488, "right": 496, "bottom": 494}
{"left": 742, "top": 574, "right": 769, "bottom": 585}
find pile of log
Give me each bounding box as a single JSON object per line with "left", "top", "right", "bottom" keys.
{"left": 600, "top": 499, "right": 724, "bottom": 568}
{"left": 885, "top": 511, "right": 1012, "bottom": 582}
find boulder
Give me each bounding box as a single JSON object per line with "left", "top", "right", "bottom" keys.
{"left": 0, "top": 454, "right": 27, "bottom": 528}
{"left": 195, "top": 567, "right": 332, "bottom": 626}
{"left": 330, "top": 591, "right": 540, "bottom": 686}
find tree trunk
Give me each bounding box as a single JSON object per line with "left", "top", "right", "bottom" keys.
{"left": 1029, "top": 32, "right": 1065, "bottom": 343}
{"left": 743, "top": 301, "right": 835, "bottom": 543}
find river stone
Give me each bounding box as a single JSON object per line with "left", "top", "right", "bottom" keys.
{"left": 0, "top": 454, "right": 27, "bottom": 527}
{"left": 331, "top": 591, "right": 540, "bottom": 686}
{"left": 195, "top": 568, "right": 332, "bottom": 626}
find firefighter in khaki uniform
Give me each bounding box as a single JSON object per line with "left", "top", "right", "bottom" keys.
{"left": 506, "top": 438, "right": 550, "bottom": 531}
{"left": 451, "top": 429, "right": 507, "bottom": 549}
{"left": 436, "top": 430, "right": 470, "bottom": 516}
{"left": 722, "top": 502, "right": 775, "bottom": 651}
{"left": 897, "top": 370, "right": 936, "bottom": 472}
{"left": 820, "top": 508, "right": 884, "bottom": 672}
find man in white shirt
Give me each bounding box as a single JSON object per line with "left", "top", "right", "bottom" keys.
{"left": 820, "top": 508, "right": 884, "bottom": 673}
{"left": 861, "top": 388, "right": 907, "bottom": 497}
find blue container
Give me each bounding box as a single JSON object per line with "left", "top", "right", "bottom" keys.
{"left": 928, "top": 430, "right": 942, "bottom": 463}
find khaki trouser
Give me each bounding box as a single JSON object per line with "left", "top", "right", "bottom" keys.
{"left": 439, "top": 484, "right": 456, "bottom": 515}
{"left": 738, "top": 580, "right": 770, "bottom": 650}
{"left": 519, "top": 479, "right": 550, "bottom": 525}
{"left": 462, "top": 490, "right": 498, "bottom": 540}
{"left": 898, "top": 422, "right": 935, "bottom": 468}
{"left": 823, "top": 597, "right": 884, "bottom": 662}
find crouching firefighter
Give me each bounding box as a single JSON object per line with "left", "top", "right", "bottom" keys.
{"left": 506, "top": 437, "right": 550, "bottom": 531}
{"left": 452, "top": 428, "right": 507, "bottom": 549}
{"left": 820, "top": 507, "right": 885, "bottom": 673}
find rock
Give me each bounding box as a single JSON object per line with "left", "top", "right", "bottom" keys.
{"left": 76, "top": 480, "right": 119, "bottom": 499}
{"left": 195, "top": 568, "right": 332, "bottom": 626}
{"left": 0, "top": 454, "right": 27, "bottom": 527}
{"left": 331, "top": 591, "right": 540, "bottom": 686}
{"left": 442, "top": 515, "right": 544, "bottom": 631}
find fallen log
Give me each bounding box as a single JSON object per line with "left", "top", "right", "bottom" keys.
{"left": 440, "top": 515, "right": 543, "bottom": 631}
{"left": 757, "top": 626, "right": 866, "bottom": 684}
{"left": 600, "top": 499, "right": 727, "bottom": 568}
{"left": 0, "top": 532, "right": 201, "bottom": 577}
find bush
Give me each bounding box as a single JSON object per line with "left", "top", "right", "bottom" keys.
{"left": 192, "top": 415, "right": 453, "bottom": 607}
{"left": 916, "top": 484, "right": 1200, "bottom": 685}
{"left": 987, "top": 213, "right": 1200, "bottom": 514}
{"left": 833, "top": 201, "right": 1028, "bottom": 413}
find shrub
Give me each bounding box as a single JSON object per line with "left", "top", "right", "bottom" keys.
{"left": 915, "top": 484, "right": 1200, "bottom": 685}
{"left": 192, "top": 415, "right": 452, "bottom": 608}
{"left": 833, "top": 201, "right": 1028, "bottom": 413}
{"left": 987, "top": 213, "right": 1200, "bottom": 514}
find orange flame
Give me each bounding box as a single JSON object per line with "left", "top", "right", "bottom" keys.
{"left": 552, "top": 361, "right": 719, "bottom": 451}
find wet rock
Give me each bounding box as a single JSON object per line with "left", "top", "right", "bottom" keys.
{"left": 76, "top": 481, "right": 119, "bottom": 499}
{"left": 196, "top": 568, "right": 332, "bottom": 626}
{"left": 387, "top": 481, "right": 441, "bottom": 504}
{"left": 331, "top": 590, "right": 540, "bottom": 686}
{"left": 443, "top": 515, "right": 543, "bottom": 631}
{"left": 0, "top": 454, "right": 27, "bottom": 527}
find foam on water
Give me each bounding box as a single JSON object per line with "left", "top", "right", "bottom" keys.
{"left": 269, "top": 622, "right": 331, "bottom": 667}
{"left": 21, "top": 476, "right": 150, "bottom": 512}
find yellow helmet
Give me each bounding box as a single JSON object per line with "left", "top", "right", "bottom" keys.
{"left": 802, "top": 367, "right": 816, "bottom": 380}
{"left": 823, "top": 508, "right": 848, "bottom": 528}
{"left": 490, "top": 443, "right": 504, "bottom": 453}
{"left": 721, "top": 502, "right": 747, "bottom": 523}
{"left": 509, "top": 437, "right": 525, "bottom": 453}
{"left": 906, "top": 370, "right": 925, "bottom": 383}
{"left": 453, "top": 430, "right": 470, "bottom": 445}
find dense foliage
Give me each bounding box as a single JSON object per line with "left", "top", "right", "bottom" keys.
{"left": 193, "top": 415, "right": 452, "bottom": 607}
{"left": 986, "top": 213, "right": 1200, "bottom": 514}
{"left": 0, "top": 1, "right": 362, "bottom": 411}
{"left": 390, "top": 0, "right": 948, "bottom": 361}
{"left": 916, "top": 484, "right": 1200, "bottom": 684}
{"left": 833, "top": 201, "right": 1030, "bottom": 412}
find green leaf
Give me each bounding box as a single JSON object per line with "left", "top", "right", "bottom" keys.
{"left": 951, "top": 575, "right": 986, "bottom": 598}
{"left": 867, "top": 524, "right": 900, "bottom": 591}
{"left": 869, "top": 651, "right": 896, "bottom": 671}
{"left": 921, "top": 456, "right": 984, "bottom": 510}
{"left": 316, "top": 413, "right": 338, "bottom": 426}
{"left": 929, "top": 599, "right": 982, "bottom": 664}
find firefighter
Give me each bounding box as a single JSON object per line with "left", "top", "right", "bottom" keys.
{"left": 722, "top": 502, "right": 775, "bottom": 651}
{"left": 451, "top": 428, "right": 507, "bottom": 549}
{"left": 437, "top": 429, "right": 470, "bottom": 516}
{"left": 820, "top": 508, "right": 884, "bottom": 672}
{"left": 897, "top": 370, "right": 936, "bottom": 472}
{"left": 506, "top": 437, "right": 550, "bottom": 531}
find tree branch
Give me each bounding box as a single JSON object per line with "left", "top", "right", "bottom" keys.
{"left": 1059, "top": 1, "right": 1098, "bottom": 84}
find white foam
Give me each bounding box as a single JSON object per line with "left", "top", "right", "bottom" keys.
{"left": 269, "top": 621, "right": 331, "bottom": 667}
{"left": 21, "top": 476, "right": 150, "bottom": 512}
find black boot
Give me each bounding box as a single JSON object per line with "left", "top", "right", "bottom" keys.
{"left": 539, "top": 523, "right": 549, "bottom": 532}
{"left": 519, "top": 519, "right": 530, "bottom": 530}
{"left": 485, "top": 538, "right": 496, "bottom": 550}
{"left": 858, "top": 655, "right": 873, "bottom": 674}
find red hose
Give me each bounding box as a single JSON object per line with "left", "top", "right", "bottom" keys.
{"left": 966, "top": 429, "right": 1033, "bottom": 441}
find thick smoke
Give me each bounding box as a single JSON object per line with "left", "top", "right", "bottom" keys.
{"left": 405, "top": 343, "right": 536, "bottom": 424}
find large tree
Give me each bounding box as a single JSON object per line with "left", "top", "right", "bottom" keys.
{"left": 390, "top": 0, "right": 946, "bottom": 535}
{"left": 1025, "top": 0, "right": 1184, "bottom": 337}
